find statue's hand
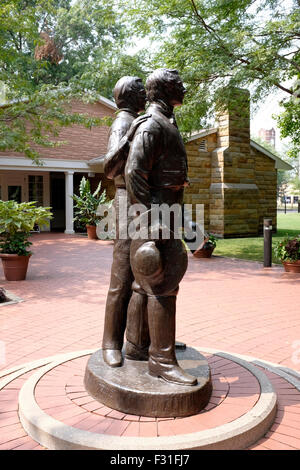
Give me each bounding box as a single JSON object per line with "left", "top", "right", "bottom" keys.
{"left": 126, "top": 115, "right": 150, "bottom": 142}
{"left": 103, "top": 135, "right": 130, "bottom": 179}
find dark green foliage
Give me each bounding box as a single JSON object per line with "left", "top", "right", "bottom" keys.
{"left": 120, "top": 0, "right": 300, "bottom": 142}
{"left": 274, "top": 235, "right": 300, "bottom": 261}
{"left": 276, "top": 95, "right": 300, "bottom": 159}
{"left": 203, "top": 233, "right": 217, "bottom": 249}
{"left": 0, "top": 0, "right": 144, "bottom": 161}
{"left": 2, "top": 0, "right": 300, "bottom": 159}
{"left": 0, "top": 199, "right": 53, "bottom": 255}
{"left": 72, "top": 176, "right": 110, "bottom": 226}
{"left": 0, "top": 231, "right": 32, "bottom": 256}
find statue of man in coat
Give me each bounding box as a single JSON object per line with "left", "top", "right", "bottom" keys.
{"left": 125, "top": 69, "right": 197, "bottom": 386}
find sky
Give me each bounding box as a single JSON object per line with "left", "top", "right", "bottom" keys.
{"left": 250, "top": 85, "right": 292, "bottom": 153}
{"left": 251, "top": 94, "right": 284, "bottom": 150}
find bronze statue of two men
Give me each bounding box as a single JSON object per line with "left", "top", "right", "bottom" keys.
{"left": 101, "top": 69, "right": 197, "bottom": 387}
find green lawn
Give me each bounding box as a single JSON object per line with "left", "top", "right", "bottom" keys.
{"left": 214, "top": 212, "right": 300, "bottom": 263}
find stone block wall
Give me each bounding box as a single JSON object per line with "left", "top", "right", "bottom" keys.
{"left": 223, "top": 186, "right": 259, "bottom": 237}
{"left": 209, "top": 147, "right": 226, "bottom": 236}
{"left": 184, "top": 133, "right": 216, "bottom": 232}
{"left": 185, "top": 136, "right": 277, "bottom": 237}
{"left": 217, "top": 90, "right": 259, "bottom": 237}
{"left": 184, "top": 88, "right": 277, "bottom": 238}
{"left": 252, "top": 146, "right": 277, "bottom": 233}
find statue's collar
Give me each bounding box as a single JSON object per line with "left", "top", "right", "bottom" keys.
{"left": 116, "top": 108, "right": 139, "bottom": 118}
{"left": 150, "top": 100, "right": 174, "bottom": 119}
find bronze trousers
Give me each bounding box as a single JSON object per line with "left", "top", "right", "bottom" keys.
{"left": 102, "top": 188, "right": 133, "bottom": 351}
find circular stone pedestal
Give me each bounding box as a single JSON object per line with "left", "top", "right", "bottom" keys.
{"left": 84, "top": 347, "right": 212, "bottom": 418}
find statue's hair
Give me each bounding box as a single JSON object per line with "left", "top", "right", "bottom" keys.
{"left": 145, "top": 68, "right": 180, "bottom": 102}
{"left": 113, "top": 76, "right": 144, "bottom": 109}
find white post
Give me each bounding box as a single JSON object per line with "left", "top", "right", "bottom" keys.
{"left": 64, "top": 171, "right": 75, "bottom": 234}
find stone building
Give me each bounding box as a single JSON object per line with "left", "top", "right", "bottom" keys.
{"left": 0, "top": 90, "right": 291, "bottom": 237}
{"left": 184, "top": 90, "right": 291, "bottom": 237}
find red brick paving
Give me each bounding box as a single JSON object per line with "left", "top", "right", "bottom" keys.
{"left": 0, "top": 354, "right": 299, "bottom": 451}
{"left": 0, "top": 233, "right": 300, "bottom": 372}
{"left": 3, "top": 349, "right": 296, "bottom": 450}
{"left": 33, "top": 353, "right": 256, "bottom": 435}
{"left": 0, "top": 233, "right": 300, "bottom": 450}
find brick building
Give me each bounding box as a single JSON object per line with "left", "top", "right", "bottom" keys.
{"left": 0, "top": 96, "right": 116, "bottom": 233}
{"left": 258, "top": 127, "right": 276, "bottom": 148}
{"left": 0, "top": 90, "right": 291, "bottom": 237}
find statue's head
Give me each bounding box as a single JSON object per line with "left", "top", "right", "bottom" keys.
{"left": 113, "top": 76, "right": 146, "bottom": 113}
{"left": 146, "top": 69, "right": 186, "bottom": 107}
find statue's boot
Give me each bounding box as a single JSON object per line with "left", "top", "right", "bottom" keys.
{"left": 125, "top": 291, "right": 150, "bottom": 360}
{"left": 147, "top": 295, "right": 197, "bottom": 386}
{"left": 102, "top": 349, "right": 123, "bottom": 368}
{"left": 102, "top": 237, "right": 133, "bottom": 368}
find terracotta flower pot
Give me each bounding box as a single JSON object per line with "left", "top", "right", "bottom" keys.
{"left": 282, "top": 260, "right": 300, "bottom": 273}
{"left": 193, "top": 246, "right": 215, "bottom": 258}
{"left": 0, "top": 253, "right": 31, "bottom": 281}
{"left": 86, "top": 225, "right": 98, "bottom": 240}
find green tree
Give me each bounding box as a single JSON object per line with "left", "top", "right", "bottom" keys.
{"left": 276, "top": 83, "right": 300, "bottom": 160}
{"left": 121, "top": 0, "right": 300, "bottom": 137}
{"left": 290, "top": 175, "right": 300, "bottom": 196}
{"left": 0, "top": 0, "right": 145, "bottom": 161}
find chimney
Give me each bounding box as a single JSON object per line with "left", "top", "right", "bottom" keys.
{"left": 210, "top": 88, "right": 258, "bottom": 237}
{"left": 215, "top": 88, "right": 250, "bottom": 150}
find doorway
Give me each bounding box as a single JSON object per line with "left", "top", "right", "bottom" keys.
{"left": 50, "top": 172, "right": 65, "bottom": 232}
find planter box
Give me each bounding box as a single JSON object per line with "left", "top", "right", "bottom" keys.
{"left": 282, "top": 260, "right": 300, "bottom": 273}
{"left": 86, "top": 225, "right": 98, "bottom": 240}
{"left": 193, "top": 246, "right": 215, "bottom": 258}
{"left": 0, "top": 254, "right": 31, "bottom": 281}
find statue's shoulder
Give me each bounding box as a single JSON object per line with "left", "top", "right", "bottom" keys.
{"left": 111, "top": 112, "right": 135, "bottom": 134}
{"left": 133, "top": 113, "right": 164, "bottom": 136}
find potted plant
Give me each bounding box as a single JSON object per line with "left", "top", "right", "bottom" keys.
{"left": 193, "top": 233, "right": 218, "bottom": 258}
{"left": 274, "top": 235, "right": 300, "bottom": 272}
{"left": 0, "top": 200, "right": 53, "bottom": 281}
{"left": 72, "top": 176, "right": 108, "bottom": 240}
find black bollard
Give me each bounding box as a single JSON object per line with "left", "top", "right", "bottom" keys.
{"left": 264, "top": 218, "right": 272, "bottom": 268}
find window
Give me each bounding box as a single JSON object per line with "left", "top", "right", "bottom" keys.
{"left": 199, "top": 140, "right": 207, "bottom": 152}
{"left": 8, "top": 186, "right": 21, "bottom": 203}
{"left": 28, "top": 175, "right": 43, "bottom": 206}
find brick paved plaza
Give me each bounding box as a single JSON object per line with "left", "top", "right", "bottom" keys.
{"left": 1, "top": 233, "right": 300, "bottom": 450}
